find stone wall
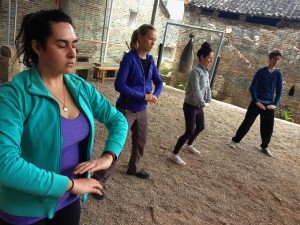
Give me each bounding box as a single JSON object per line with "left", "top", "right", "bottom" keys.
{"left": 171, "top": 5, "right": 300, "bottom": 123}
{"left": 0, "top": 0, "right": 56, "bottom": 78}
{"left": 69, "top": 0, "right": 106, "bottom": 63}
{"left": 0, "top": 0, "right": 55, "bottom": 46}
{"left": 104, "top": 0, "right": 170, "bottom": 63}
{"left": 0, "top": 0, "right": 169, "bottom": 66}
{"left": 2, "top": 1, "right": 298, "bottom": 122}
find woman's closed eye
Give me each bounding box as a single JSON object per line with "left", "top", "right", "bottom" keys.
{"left": 57, "top": 45, "right": 76, "bottom": 49}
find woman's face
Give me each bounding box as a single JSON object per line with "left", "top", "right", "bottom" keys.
{"left": 138, "top": 30, "right": 157, "bottom": 52}
{"left": 200, "top": 52, "right": 214, "bottom": 67}
{"left": 37, "top": 22, "right": 78, "bottom": 75}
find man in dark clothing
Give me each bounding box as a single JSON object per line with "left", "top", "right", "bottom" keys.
{"left": 229, "top": 50, "right": 283, "bottom": 157}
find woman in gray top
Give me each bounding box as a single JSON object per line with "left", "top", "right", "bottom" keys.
{"left": 170, "top": 42, "right": 213, "bottom": 165}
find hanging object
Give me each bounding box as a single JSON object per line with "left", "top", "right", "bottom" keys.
{"left": 178, "top": 33, "right": 195, "bottom": 73}
{"left": 288, "top": 85, "right": 295, "bottom": 96}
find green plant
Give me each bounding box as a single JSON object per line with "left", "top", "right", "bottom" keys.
{"left": 177, "top": 84, "right": 186, "bottom": 90}
{"left": 280, "top": 110, "right": 294, "bottom": 122}
{"left": 159, "top": 63, "right": 173, "bottom": 76}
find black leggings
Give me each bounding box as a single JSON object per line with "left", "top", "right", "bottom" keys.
{"left": 0, "top": 198, "right": 80, "bottom": 225}
{"left": 173, "top": 102, "right": 205, "bottom": 154}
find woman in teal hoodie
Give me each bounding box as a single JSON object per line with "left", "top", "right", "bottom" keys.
{"left": 0, "top": 10, "right": 128, "bottom": 225}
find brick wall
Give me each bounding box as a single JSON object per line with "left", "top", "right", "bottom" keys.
{"left": 0, "top": 0, "right": 106, "bottom": 62}
{"left": 0, "top": 0, "right": 55, "bottom": 47}
{"left": 69, "top": 0, "right": 106, "bottom": 63}
{"left": 104, "top": 0, "right": 170, "bottom": 63}
{"left": 2, "top": 1, "right": 297, "bottom": 122}
{"left": 0, "top": 0, "right": 168, "bottom": 64}
{"left": 172, "top": 5, "right": 300, "bottom": 123}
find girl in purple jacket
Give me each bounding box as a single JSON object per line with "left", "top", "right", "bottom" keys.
{"left": 114, "top": 24, "right": 163, "bottom": 179}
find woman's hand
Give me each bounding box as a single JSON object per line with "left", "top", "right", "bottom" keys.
{"left": 145, "top": 94, "right": 158, "bottom": 104}
{"left": 73, "top": 154, "right": 114, "bottom": 175}
{"left": 266, "top": 104, "right": 276, "bottom": 109}
{"left": 255, "top": 102, "right": 266, "bottom": 110}
{"left": 68, "top": 178, "right": 103, "bottom": 196}
{"left": 149, "top": 95, "right": 158, "bottom": 104}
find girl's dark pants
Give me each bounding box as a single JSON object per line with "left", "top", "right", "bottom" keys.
{"left": 232, "top": 101, "right": 274, "bottom": 148}
{"left": 173, "top": 102, "right": 205, "bottom": 155}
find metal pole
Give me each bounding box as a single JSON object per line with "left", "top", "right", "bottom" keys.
{"left": 13, "top": 0, "right": 18, "bottom": 46}
{"left": 150, "top": 0, "right": 159, "bottom": 26}
{"left": 103, "top": 0, "right": 114, "bottom": 62}
{"left": 157, "top": 21, "right": 170, "bottom": 71}
{"left": 209, "top": 31, "right": 224, "bottom": 82}
{"left": 156, "top": 43, "right": 163, "bottom": 70}
{"left": 210, "top": 55, "right": 221, "bottom": 89}
{"left": 100, "top": 0, "right": 108, "bottom": 63}
{"left": 159, "top": 22, "right": 225, "bottom": 77}
{"left": 165, "top": 21, "right": 224, "bottom": 34}
{"left": 7, "top": 0, "right": 11, "bottom": 45}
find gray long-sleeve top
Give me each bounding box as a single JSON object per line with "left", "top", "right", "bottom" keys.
{"left": 184, "top": 63, "right": 211, "bottom": 108}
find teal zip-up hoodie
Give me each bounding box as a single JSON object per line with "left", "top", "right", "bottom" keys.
{"left": 0, "top": 66, "right": 128, "bottom": 218}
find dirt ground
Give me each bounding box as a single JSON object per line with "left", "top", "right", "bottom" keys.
{"left": 80, "top": 80, "right": 300, "bottom": 225}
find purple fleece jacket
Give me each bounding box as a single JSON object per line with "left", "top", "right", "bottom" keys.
{"left": 115, "top": 50, "right": 163, "bottom": 112}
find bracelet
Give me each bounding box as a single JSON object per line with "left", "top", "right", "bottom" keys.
{"left": 67, "top": 178, "right": 74, "bottom": 192}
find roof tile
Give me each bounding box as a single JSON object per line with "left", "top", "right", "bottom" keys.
{"left": 191, "top": 0, "right": 300, "bottom": 19}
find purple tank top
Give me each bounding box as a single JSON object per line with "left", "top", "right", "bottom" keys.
{"left": 0, "top": 112, "right": 90, "bottom": 224}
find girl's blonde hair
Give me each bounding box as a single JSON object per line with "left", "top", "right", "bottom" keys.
{"left": 130, "top": 24, "right": 156, "bottom": 50}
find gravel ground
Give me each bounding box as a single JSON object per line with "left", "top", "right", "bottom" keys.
{"left": 80, "top": 80, "right": 300, "bottom": 225}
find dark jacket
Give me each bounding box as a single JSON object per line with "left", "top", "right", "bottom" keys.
{"left": 250, "top": 67, "right": 283, "bottom": 106}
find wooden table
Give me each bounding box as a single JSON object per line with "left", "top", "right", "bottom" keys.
{"left": 93, "top": 66, "right": 119, "bottom": 83}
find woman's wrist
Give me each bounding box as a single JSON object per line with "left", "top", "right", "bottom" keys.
{"left": 67, "top": 178, "right": 74, "bottom": 192}
{"left": 102, "top": 151, "right": 116, "bottom": 162}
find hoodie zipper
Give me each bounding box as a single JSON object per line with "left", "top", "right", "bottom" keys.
{"left": 138, "top": 56, "right": 147, "bottom": 99}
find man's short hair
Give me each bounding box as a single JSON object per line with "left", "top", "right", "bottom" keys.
{"left": 269, "top": 50, "right": 282, "bottom": 60}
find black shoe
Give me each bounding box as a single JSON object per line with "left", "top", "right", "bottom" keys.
{"left": 126, "top": 168, "right": 150, "bottom": 179}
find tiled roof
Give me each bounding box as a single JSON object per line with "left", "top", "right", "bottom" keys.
{"left": 190, "top": 0, "right": 300, "bottom": 20}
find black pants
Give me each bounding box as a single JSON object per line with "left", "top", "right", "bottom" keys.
{"left": 173, "top": 103, "right": 205, "bottom": 154}
{"left": 0, "top": 198, "right": 80, "bottom": 225}
{"left": 232, "top": 101, "right": 274, "bottom": 148}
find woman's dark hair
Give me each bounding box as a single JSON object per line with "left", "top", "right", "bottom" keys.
{"left": 130, "top": 24, "right": 156, "bottom": 50}
{"left": 15, "top": 9, "right": 73, "bottom": 68}
{"left": 196, "top": 42, "right": 213, "bottom": 60}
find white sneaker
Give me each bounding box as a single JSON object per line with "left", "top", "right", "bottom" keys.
{"left": 261, "top": 148, "right": 273, "bottom": 157}
{"left": 183, "top": 144, "right": 200, "bottom": 154}
{"left": 170, "top": 153, "right": 186, "bottom": 166}
{"left": 229, "top": 140, "right": 236, "bottom": 148}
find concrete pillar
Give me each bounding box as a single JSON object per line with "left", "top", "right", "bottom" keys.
{"left": 0, "top": 45, "right": 19, "bottom": 83}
